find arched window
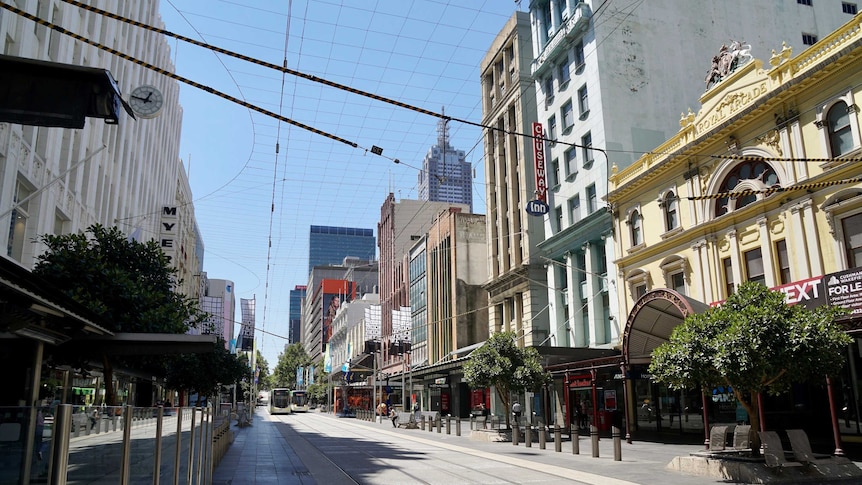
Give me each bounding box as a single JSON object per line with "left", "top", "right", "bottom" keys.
{"left": 630, "top": 210, "right": 642, "bottom": 246}
{"left": 828, "top": 101, "right": 853, "bottom": 156}
{"left": 714, "top": 159, "right": 779, "bottom": 217}
{"left": 663, "top": 191, "right": 679, "bottom": 231}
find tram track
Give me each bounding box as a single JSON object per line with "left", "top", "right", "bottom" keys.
{"left": 272, "top": 411, "right": 566, "bottom": 484}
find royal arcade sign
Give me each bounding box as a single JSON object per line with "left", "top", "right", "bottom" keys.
{"left": 526, "top": 122, "right": 550, "bottom": 217}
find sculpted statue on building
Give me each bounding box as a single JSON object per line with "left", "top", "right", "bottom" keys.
{"left": 705, "top": 40, "right": 752, "bottom": 89}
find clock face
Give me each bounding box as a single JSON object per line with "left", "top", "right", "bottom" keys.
{"left": 129, "top": 85, "right": 164, "bottom": 118}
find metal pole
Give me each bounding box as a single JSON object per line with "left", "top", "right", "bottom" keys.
{"left": 555, "top": 424, "right": 562, "bottom": 452}
{"left": 525, "top": 423, "right": 532, "bottom": 447}
{"left": 826, "top": 376, "right": 845, "bottom": 456}
{"left": 456, "top": 416, "right": 461, "bottom": 437}
{"left": 173, "top": 407, "right": 183, "bottom": 485}
{"left": 613, "top": 426, "right": 622, "bottom": 461}
{"left": 154, "top": 406, "right": 164, "bottom": 485}
{"left": 539, "top": 422, "right": 546, "bottom": 450}
{"left": 591, "top": 425, "right": 599, "bottom": 457}
{"left": 121, "top": 405, "right": 133, "bottom": 485}
{"left": 187, "top": 408, "right": 197, "bottom": 485}
{"left": 196, "top": 408, "right": 205, "bottom": 485}
{"left": 401, "top": 347, "right": 406, "bottom": 412}
{"left": 49, "top": 404, "right": 72, "bottom": 485}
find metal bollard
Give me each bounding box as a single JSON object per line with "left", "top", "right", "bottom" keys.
{"left": 555, "top": 424, "right": 562, "bottom": 452}
{"left": 421, "top": 415, "right": 426, "bottom": 431}
{"left": 572, "top": 424, "right": 579, "bottom": 454}
{"left": 470, "top": 416, "right": 475, "bottom": 430}
{"left": 525, "top": 423, "right": 532, "bottom": 447}
{"left": 613, "top": 426, "right": 622, "bottom": 461}
{"left": 512, "top": 422, "right": 520, "bottom": 446}
{"left": 591, "top": 425, "right": 599, "bottom": 458}
{"left": 456, "top": 417, "right": 461, "bottom": 436}
{"left": 446, "top": 416, "right": 451, "bottom": 434}
{"left": 539, "top": 423, "right": 546, "bottom": 449}
{"left": 436, "top": 416, "right": 442, "bottom": 433}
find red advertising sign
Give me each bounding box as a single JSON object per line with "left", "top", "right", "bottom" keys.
{"left": 532, "top": 122, "right": 547, "bottom": 203}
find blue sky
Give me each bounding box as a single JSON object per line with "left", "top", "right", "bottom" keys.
{"left": 158, "top": 0, "right": 522, "bottom": 368}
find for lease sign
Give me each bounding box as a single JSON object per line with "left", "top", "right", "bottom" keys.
{"left": 825, "top": 268, "right": 862, "bottom": 316}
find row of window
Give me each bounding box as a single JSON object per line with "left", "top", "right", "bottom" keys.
{"left": 548, "top": 131, "right": 593, "bottom": 186}
{"left": 797, "top": 0, "right": 858, "bottom": 15}
{"left": 553, "top": 184, "right": 598, "bottom": 232}
{"left": 544, "top": 41, "right": 586, "bottom": 107}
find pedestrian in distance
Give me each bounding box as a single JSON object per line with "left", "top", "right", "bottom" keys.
{"left": 512, "top": 401, "right": 522, "bottom": 424}
{"left": 377, "top": 402, "right": 387, "bottom": 423}
{"left": 390, "top": 407, "right": 398, "bottom": 427}
{"left": 479, "top": 403, "right": 489, "bottom": 429}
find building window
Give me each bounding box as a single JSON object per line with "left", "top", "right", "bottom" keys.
{"left": 775, "top": 240, "right": 791, "bottom": 284}
{"left": 798, "top": 0, "right": 812, "bottom": 5}
{"left": 7, "top": 178, "right": 32, "bottom": 261}
{"left": 565, "top": 147, "right": 577, "bottom": 178}
{"left": 634, "top": 284, "right": 647, "bottom": 299}
{"left": 843, "top": 213, "right": 862, "bottom": 268}
{"left": 744, "top": 248, "right": 765, "bottom": 285}
{"left": 714, "top": 160, "right": 779, "bottom": 217}
{"left": 629, "top": 210, "right": 642, "bottom": 246}
{"left": 843, "top": 3, "right": 858, "bottom": 14}
{"left": 578, "top": 84, "right": 589, "bottom": 117}
{"left": 802, "top": 33, "right": 818, "bottom": 45}
{"left": 569, "top": 196, "right": 580, "bottom": 224}
{"left": 586, "top": 184, "right": 597, "bottom": 213}
{"left": 551, "top": 159, "right": 560, "bottom": 187}
{"left": 722, "top": 257, "right": 734, "bottom": 296}
{"left": 544, "top": 76, "right": 554, "bottom": 106}
{"left": 547, "top": 115, "right": 557, "bottom": 143}
{"left": 581, "top": 132, "right": 593, "bottom": 167}
{"left": 562, "top": 100, "right": 574, "bottom": 130}
{"left": 670, "top": 272, "right": 686, "bottom": 295}
{"left": 827, "top": 101, "right": 853, "bottom": 156}
{"left": 574, "top": 41, "right": 585, "bottom": 70}
{"left": 555, "top": 206, "right": 564, "bottom": 232}
{"left": 663, "top": 191, "right": 679, "bottom": 231}
{"left": 559, "top": 56, "right": 571, "bottom": 87}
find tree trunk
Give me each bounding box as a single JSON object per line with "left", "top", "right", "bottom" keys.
{"left": 496, "top": 385, "right": 511, "bottom": 429}
{"left": 102, "top": 354, "right": 116, "bottom": 406}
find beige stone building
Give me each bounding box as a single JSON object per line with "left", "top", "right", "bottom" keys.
{"left": 607, "top": 17, "right": 862, "bottom": 448}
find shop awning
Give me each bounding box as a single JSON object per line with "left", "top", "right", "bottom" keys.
{"left": 622, "top": 289, "right": 710, "bottom": 365}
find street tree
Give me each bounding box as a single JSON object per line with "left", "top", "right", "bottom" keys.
{"left": 649, "top": 281, "right": 850, "bottom": 444}
{"left": 272, "top": 342, "right": 311, "bottom": 388}
{"left": 165, "top": 338, "right": 250, "bottom": 406}
{"left": 255, "top": 350, "right": 272, "bottom": 390}
{"left": 463, "top": 331, "right": 551, "bottom": 427}
{"left": 33, "top": 224, "right": 207, "bottom": 405}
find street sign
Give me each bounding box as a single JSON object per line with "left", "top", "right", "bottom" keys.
{"left": 526, "top": 199, "right": 549, "bottom": 216}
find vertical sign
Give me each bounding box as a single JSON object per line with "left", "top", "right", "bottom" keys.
{"left": 240, "top": 297, "right": 255, "bottom": 351}
{"left": 532, "top": 122, "right": 547, "bottom": 203}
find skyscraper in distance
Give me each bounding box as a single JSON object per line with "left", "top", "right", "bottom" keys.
{"left": 307, "top": 225, "right": 376, "bottom": 274}
{"left": 418, "top": 118, "right": 473, "bottom": 212}
{"left": 289, "top": 285, "right": 306, "bottom": 344}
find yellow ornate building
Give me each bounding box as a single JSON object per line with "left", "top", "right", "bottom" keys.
{"left": 607, "top": 16, "right": 862, "bottom": 449}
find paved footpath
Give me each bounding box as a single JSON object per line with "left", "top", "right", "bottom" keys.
{"left": 213, "top": 409, "right": 862, "bottom": 485}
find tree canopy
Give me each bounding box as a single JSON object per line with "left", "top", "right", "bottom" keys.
{"left": 255, "top": 350, "right": 272, "bottom": 390}
{"left": 33, "top": 224, "right": 209, "bottom": 404}
{"left": 649, "top": 281, "right": 850, "bottom": 437}
{"left": 272, "top": 343, "right": 311, "bottom": 388}
{"left": 33, "top": 224, "right": 206, "bottom": 333}
{"left": 463, "top": 331, "right": 550, "bottom": 426}
{"left": 165, "top": 338, "right": 251, "bottom": 404}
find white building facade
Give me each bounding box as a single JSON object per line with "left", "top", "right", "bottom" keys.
{"left": 0, "top": 0, "right": 189, "bottom": 271}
